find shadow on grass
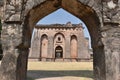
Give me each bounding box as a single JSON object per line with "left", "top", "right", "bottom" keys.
{"left": 27, "top": 70, "right": 93, "bottom": 79}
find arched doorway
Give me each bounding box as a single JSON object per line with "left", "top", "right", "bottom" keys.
{"left": 54, "top": 32, "right": 65, "bottom": 60}
{"left": 55, "top": 46, "right": 63, "bottom": 59}
{"left": 0, "top": 0, "right": 109, "bottom": 80}
{"left": 19, "top": 0, "right": 105, "bottom": 79}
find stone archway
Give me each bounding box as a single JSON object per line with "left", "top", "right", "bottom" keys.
{"left": 24, "top": 0, "right": 105, "bottom": 80}
{"left": 0, "top": 0, "right": 120, "bottom": 80}
{"left": 23, "top": 1, "right": 105, "bottom": 79}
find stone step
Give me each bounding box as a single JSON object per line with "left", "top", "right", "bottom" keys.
{"left": 55, "top": 59, "right": 64, "bottom": 62}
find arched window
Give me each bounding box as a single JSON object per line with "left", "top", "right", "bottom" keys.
{"left": 54, "top": 33, "right": 64, "bottom": 43}
{"left": 58, "top": 37, "right": 61, "bottom": 41}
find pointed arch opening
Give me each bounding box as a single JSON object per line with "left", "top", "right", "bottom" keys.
{"left": 18, "top": 0, "right": 106, "bottom": 80}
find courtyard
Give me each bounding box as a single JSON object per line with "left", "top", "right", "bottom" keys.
{"left": 27, "top": 62, "right": 93, "bottom": 80}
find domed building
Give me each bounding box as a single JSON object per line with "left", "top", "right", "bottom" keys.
{"left": 29, "top": 22, "right": 90, "bottom": 62}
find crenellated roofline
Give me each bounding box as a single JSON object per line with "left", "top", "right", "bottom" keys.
{"left": 35, "top": 22, "right": 84, "bottom": 29}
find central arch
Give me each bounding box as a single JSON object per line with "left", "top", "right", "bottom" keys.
{"left": 17, "top": 0, "right": 106, "bottom": 80}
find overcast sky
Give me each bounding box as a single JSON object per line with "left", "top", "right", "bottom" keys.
{"left": 37, "top": 8, "right": 91, "bottom": 48}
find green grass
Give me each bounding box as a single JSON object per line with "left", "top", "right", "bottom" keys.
{"left": 27, "top": 62, "right": 93, "bottom": 80}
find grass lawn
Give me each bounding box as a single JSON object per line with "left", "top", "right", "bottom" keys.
{"left": 27, "top": 62, "right": 93, "bottom": 80}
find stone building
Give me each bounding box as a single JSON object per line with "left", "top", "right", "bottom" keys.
{"left": 29, "top": 22, "right": 90, "bottom": 61}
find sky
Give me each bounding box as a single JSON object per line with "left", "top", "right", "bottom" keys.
{"left": 37, "top": 8, "right": 91, "bottom": 48}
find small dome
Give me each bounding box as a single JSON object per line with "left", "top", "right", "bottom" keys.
{"left": 66, "top": 21, "right": 72, "bottom": 27}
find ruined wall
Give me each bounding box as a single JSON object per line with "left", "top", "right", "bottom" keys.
{"left": 102, "top": 0, "right": 120, "bottom": 80}
{"left": 0, "top": 0, "right": 25, "bottom": 80}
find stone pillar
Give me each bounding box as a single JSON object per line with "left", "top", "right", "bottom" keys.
{"left": 0, "top": 0, "right": 27, "bottom": 80}
{"left": 77, "top": 30, "right": 90, "bottom": 60}
{"left": 101, "top": 24, "right": 120, "bottom": 80}
{"left": 102, "top": 0, "right": 120, "bottom": 80}
{"left": 93, "top": 45, "right": 106, "bottom": 80}
{"left": 0, "top": 23, "right": 23, "bottom": 80}
{"left": 16, "top": 48, "right": 29, "bottom": 80}
{"left": 65, "top": 36, "right": 71, "bottom": 61}
{"left": 48, "top": 36, "right": 54, "bottom": 61}
{"left": 77, "top": 34, "right": 83, "bottom": 59}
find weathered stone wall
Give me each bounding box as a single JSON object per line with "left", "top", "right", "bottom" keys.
{"left": 0, "top": 0, "right": 119, "bottom": 80}
{"left": 0, "top": 0, "right": 3, "bottom": 60}
{"left": 102, "top": 0, "right": 120, "bottom": 80}
{"left": 0, "top": 0, "right": 24, "bottom": 80}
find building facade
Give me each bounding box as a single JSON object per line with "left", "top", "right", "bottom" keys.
{"left": 29, "top": 22, "right": 90, "bottom": 61}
